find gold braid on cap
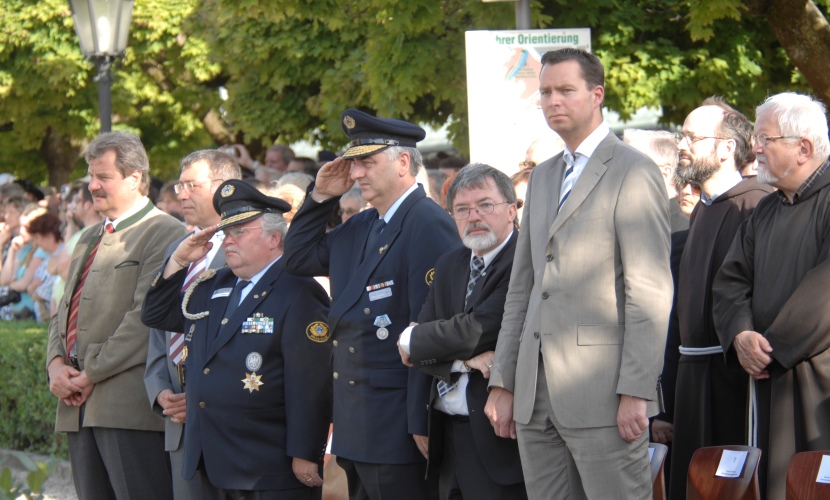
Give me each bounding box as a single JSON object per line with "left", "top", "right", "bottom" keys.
{"left": 181, "top": 266, "right": 225, "bottom": 321}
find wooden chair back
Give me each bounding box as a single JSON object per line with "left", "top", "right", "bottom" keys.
{"left": 686, "top": 445, "right": 761, "bottom": 500}
{"left": 786, "top": 451, "right": 830, "bottom": 499}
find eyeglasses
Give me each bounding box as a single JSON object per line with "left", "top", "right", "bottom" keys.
{"left": 674, "top": 133, "right": 725, "bottom": 145}
{"left": 451, "top": 202, "right": 511, "bottom": 220}
{"left": 173, "top": 179, "right": 224, "bottom": 194}
{"left": 222, "top": 225, "right": 263, "bottom": 238}
{"left": 753, "top": 134, "right": 798, "bottom": 147}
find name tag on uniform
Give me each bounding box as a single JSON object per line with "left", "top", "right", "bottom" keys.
{"left": 212, "top": 288, "right": 232, "bottom": 299}
{"left": 369, "top": 288, "right": 392, "bottom": 301}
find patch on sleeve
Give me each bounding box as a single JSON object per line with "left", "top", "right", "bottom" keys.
{"left": 306, "top": 322, "right": 331, "bottom": 343}
{"left": 425, "top": 268, "right": 435, "bottom": 286}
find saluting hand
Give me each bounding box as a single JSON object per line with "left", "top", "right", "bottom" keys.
{"left": 164, "top": 225, "right": 218, "bottom": 278}
{"left": 311, "top": 157, "right": 353, "bottom": 201}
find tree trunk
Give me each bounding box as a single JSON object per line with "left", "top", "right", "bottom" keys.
{"left": 40, "top": 128, "right": 80, "bottom": 187}
{"left": 753, "top": 0, "right": 830, "bottom": 108}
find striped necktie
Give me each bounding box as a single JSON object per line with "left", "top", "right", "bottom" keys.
{"left": 559, "top": 153, "right": 579, "bottom": 209}
{"left": 437, "top": 255, "right": 487, "bottom": 398}
{"left": 169, "top": 256, "right": 207, "bottom": 365}
{"left": 65, "top": 223, "right": 112, "bottom": 360}
{"left": 464, "top": 256, "right": 485, "bottom": 309}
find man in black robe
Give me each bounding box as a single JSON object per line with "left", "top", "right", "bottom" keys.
{"left": 714, "top": 92, "right": 830, "bottom": 499}
{"left": 668, "top": 98, "right": 773, "bottom": 500}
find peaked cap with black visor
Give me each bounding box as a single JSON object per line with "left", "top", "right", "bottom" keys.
{"left": 213, "top": 180, "right": 291, "bottom": 230}
{"left": 340, "top": 109, "right": 426, "bottom": 160}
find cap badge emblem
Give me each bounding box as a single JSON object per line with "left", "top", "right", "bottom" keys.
{"left": 221, "top": 185, "right": 235, "bottom": 197}
{"left": 343, "top": 115, "right": 356, "bottom": 129}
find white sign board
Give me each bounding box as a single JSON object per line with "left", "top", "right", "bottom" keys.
{"left": 465, "top": 29, "right": 590, "bottom": 175}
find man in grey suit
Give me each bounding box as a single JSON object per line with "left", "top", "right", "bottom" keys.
{"left": 485, "top": 48, "right": 673, "bottom": 499}
{"left": 144, "top": 149, "right": 241, "bottom": 498}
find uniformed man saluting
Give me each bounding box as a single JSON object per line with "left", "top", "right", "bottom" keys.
{"left": 284, "top": 109, "right": 461, "bottom": 500}
{"left": 142, "top": 180, "right": 332, "bottom": 500}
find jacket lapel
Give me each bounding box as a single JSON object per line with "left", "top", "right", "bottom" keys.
{"left": 548, "top": 132, "right": 616, "bottom": 241}
{"left": 464, "top": 231, "right": 517, "bottom": 312}
{"left": 329, "top": 187, "right": 427, "bottom": 328}
{"left": 206, "top": 261, "right": 283, "bottom": 362}
{"left": 455, "top": 249, "right": 472, "bottom": 314}
{"left": 201, "top": 272, "right": 236, "bottom": 364}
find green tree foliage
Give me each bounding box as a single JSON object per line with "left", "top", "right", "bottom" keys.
{"left": 1, "top": 0, "right": 828, "bottom": 184}
{"left": 187, "top": 0, "right": 515, "bottom": 154}
{"left": 539, "top": 0, "right": 810, "bottom": 125}
{"left": 0, "top": 0, "right": 224, "bottom": 185}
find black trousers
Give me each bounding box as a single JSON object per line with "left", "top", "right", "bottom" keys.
{"left": 439, "top": 416, "right": 527, "bottom": 500}
{"left": 336, "top": 456, "right": 437, "bottom": 500}
{"left": 67, "top": 405, "right": 173, "bottom": 500}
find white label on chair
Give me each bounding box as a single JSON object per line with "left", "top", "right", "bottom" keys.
{"left": 649, "top": 447, "right": 655, "bottom": 462}
{"left": 816, "top": 455, "right": 830, "bottom": 483}
{"left": 715, "top": 450, "right": 748, "bottom": 478}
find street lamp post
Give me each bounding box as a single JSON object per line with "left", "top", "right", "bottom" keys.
{"left": 481, "top": 0, "right": 531, "bottom": 29}
{"left": 68, "top": 0, "right": 134, "bottom": 133}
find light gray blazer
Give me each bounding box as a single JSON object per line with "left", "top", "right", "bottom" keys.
{"left": 143, "top": 233, "right": 226, "bottom": 451}
{"left": 490, "top": 132, "right": 673, "bottom": 429}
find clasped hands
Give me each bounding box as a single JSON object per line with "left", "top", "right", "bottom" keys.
{"left": 733, "top": 330, "right": 773, "bottom": 380}
{"left": 48, "top": 357, "right": 94, "bottom": 407}
{"left": 396, "top": 323, "right": 495, "bottom": 378}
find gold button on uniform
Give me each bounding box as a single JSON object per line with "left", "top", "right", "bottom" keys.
{"left": 349, "top": 347, "right": 355, "bottom": 353}
{"left": 203, "top": 368, "right": 210, "bottom": 375}
{"left": 333, "top": 372, "right": 339, "bottom": 379}
{"left": 221, "top": 318, "right": 229, "bottom": 325}
{"left": 348, "top": 381, "right": 355, "bottom": 386}
{"left": 199, "top": 402, "right": 206, "bottom": 409}
{"left": 333, "top": 340, "right": 339, "bottom": 347}
{"left": 363, "top": 308, "right": 370, "bottom": 315}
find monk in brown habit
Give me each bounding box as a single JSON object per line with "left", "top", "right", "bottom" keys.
{"left": 714, "top": 92, "right": 830, "bottom": 499}
{"left": 668, "top": 97, "right": 772, "bottom": 500}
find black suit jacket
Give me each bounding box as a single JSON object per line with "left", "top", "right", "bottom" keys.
{"left": 142, "top": 258, "right": 332, "bottom": 491}
{"left": 409, "top": 232, "right": 524, "bottom": 486}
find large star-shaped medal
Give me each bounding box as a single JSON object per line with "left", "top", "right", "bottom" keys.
{"left": 242, "top": 372, "right": 263, "bottom": 393}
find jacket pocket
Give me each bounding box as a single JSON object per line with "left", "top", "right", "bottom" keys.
{"left": 577, "top": 324, "right": 624, "bottom": 345}
{"left": 114, "top": 260, "right": 139, "bottom": 269}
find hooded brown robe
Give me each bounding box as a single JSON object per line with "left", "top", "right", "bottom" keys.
{"left": 714, "top": 160, "right": 830, "bottom": 499}
{"left": 669, "top": 177, "right": 773, "bottom": 500}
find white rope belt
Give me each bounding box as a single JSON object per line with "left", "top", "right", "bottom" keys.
{"left": 678, "top": 344, "right": 757, "bottom": 446}
{"left": 748, "top": 378, "right": 758, "bottom": 447}
{"left": 678, "top": 345, "right": 724, "bottom": 356}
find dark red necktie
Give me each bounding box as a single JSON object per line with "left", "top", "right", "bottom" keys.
{"left": 65, "top": 223, "right": 112, "bottom": 360}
